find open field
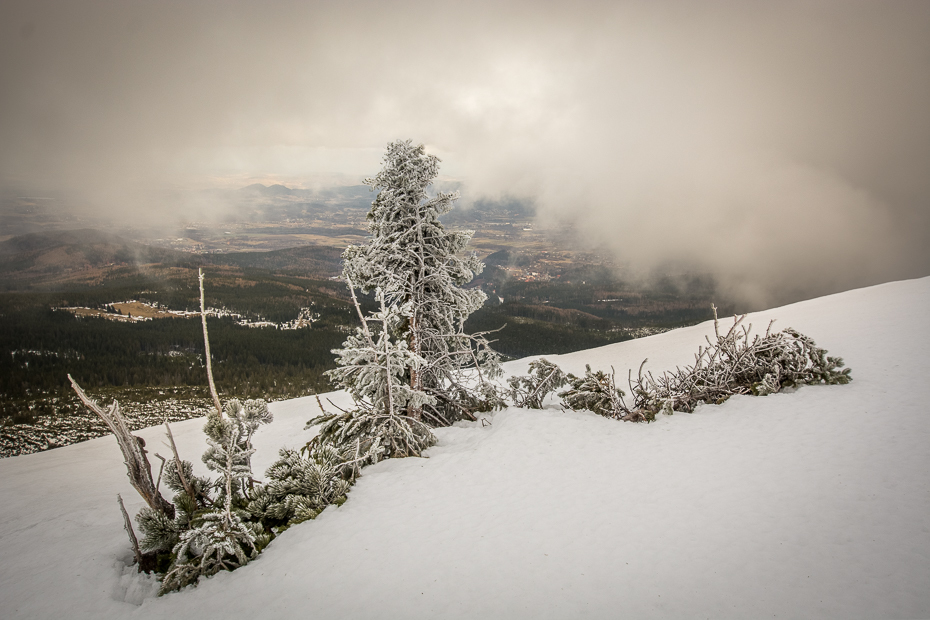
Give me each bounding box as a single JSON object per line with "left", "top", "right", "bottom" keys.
{"left": 62, "top": 301, "right": 188, "bottom": 322}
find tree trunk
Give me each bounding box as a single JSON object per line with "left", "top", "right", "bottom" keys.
{"left": 408, "top": 314, "right": 422, "bottom": 421}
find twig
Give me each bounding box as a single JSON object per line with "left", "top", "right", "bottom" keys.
{"left": 345, "top": 275, "right": 375, "bottom": 348}
{"left": 117, "top": 494, "right": 143, "bottom": 570}
{"left": 326, "top": 397, "right": 351, "bottom": 415}
{"left": 164, "top": 421, "right": 198, "bottom": 504}
{"left": 153, "top": 453, "right": 166, "bottom": 494}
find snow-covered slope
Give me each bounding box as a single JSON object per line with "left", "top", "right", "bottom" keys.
{"left": 1, "top": 277, "right": 928, "bottom": 619}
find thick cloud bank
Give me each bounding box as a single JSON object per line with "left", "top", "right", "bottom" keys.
{"left": 1, "top": 0, "right": 928, "bottom": 306}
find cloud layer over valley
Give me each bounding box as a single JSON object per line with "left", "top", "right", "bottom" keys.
{"left": 2, "top": 0, "right": 928, "bottom": 306}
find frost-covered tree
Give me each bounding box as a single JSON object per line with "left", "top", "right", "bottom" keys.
{"left": 335, "top": 140, "right": 502, "bottom": 426}
{"left": 202, "top": 399, "right": 273, "bottom": 500}
{"left": 157, "top": 399, "right": 273, "bottom": 594}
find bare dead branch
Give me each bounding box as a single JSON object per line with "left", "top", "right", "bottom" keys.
{"left": 117, "top": 494, "right": 143, "bottom": 569}
{"left": 153, "top": 453, "right": 166, "bottom": 494}
{"left": 199, "top": 269, "right": 223, "bottom": 416}
{"left": 69, "top": 375, "right": 174, "bottom": 519}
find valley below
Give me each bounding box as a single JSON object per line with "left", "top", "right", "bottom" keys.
{"left": 0, "top": 185, "right": 734, "bottom": 457}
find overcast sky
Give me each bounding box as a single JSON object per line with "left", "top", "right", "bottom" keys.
{"left": 2, "top": 0, "right": 928, "bottom": 306}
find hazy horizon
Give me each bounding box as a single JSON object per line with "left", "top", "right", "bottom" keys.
{"left": 2, "top": 0, "right": 928, "bottom": 308}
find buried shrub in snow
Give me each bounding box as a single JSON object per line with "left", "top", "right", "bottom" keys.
{"left": 508, "top": 358, "right": 568, "bottom": 409}
{"left": 625, "top": 307, "right": 852, "bottom": 420}
{"left": 559, "top": 365, "right": 627, "bottom": 419}
{"left": 157, "top": 399, "right": 273, "bottom": 594}
{"left": 507, "top": 306, "right": 852, "bottom": 422}
{"left": 147, "top": 398, "right": 363, "bottom": 594}
{"left": 307, "top": 404, "right": 436, "bottom": 461}
{"left": 69, "top": 380, "right": 292, "bottom": 593}
{"left": 70, "top": 270, "right": 360, "bottom": 594}
{"left": 248, "top": 446, "right": 353, "bottom": 527}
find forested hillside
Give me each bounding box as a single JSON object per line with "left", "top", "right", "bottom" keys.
{"left": 0, "top": 229, "right": 735, "bottom": 446}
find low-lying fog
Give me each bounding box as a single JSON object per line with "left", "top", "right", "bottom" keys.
{"left": 2, "top": 0, "right": 928, "bottom": 308}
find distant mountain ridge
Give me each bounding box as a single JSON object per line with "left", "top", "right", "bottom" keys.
{"left": 0, "top": 228, "right": 154, "bottom": 256}
{"left": 0, "top": 229, "right": 187, "bottom": 280}
{"left": 237, "top": 183, "right": 372, "bottom": 202}
{"left": 0, "top": 229, "right": 343, "bottom": 290}
{"left": 240, "top": 183, "right": 297, "bottom": 197}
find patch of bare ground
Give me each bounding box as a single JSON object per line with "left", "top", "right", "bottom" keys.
{"left": 1, "top": 390, "right": 214, "bottom": 458}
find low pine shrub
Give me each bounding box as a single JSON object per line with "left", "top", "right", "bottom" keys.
{"left": 509, "top": 307, "right": 852, "bottom": 423}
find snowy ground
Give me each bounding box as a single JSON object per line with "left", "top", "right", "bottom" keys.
{"left": 1, "top": 277, "right": 928, "bottom": 619}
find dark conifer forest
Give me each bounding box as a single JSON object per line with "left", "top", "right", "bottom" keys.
{"left": 0, "top": 232, "right": 730, "bottom": 432}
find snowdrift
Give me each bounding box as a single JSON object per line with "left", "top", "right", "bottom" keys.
{"left": 1, "top": 277, "right": 928, "bottom": 619}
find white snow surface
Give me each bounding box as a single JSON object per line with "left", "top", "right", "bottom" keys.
{"left": 1, "top": 277, "right": 929, "bottom": 619}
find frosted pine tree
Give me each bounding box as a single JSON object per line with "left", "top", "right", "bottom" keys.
{"left": 159, "top": 399, "right": 272, "bottom": 594}
{"left": 337, "top": 140, "right": 503, "bottom": 426}
{"left": 202, "top": 399, "right": 272, "bottom": 500}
